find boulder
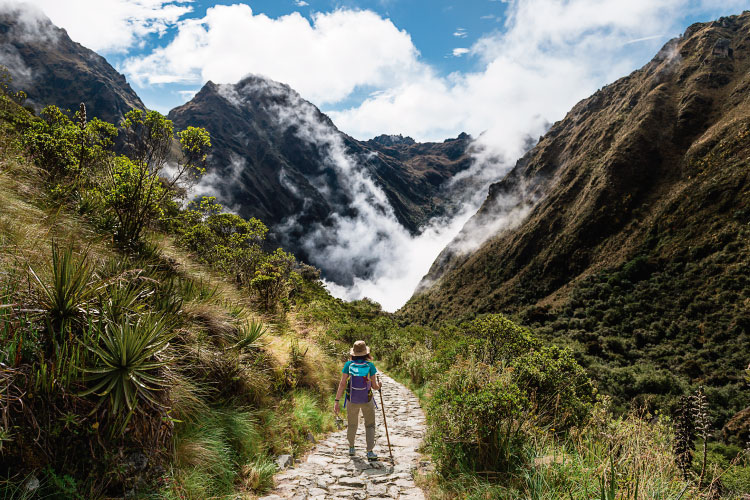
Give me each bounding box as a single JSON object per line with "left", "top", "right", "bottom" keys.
{"left": 276, "top": 454, "right": 294, "bottom": 469}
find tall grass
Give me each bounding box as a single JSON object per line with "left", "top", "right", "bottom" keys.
{"left": 0, "top": 272, "right": 36, "bottom": 367}
{"left": 170, "top": 408, "right": 268, "bottom": 498}
{"left": 423, "top": 403, "right": 702, "bottom": 499}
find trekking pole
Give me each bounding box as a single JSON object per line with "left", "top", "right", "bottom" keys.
{"left": 377, "top": 374, "right": 394, "bottom": 463}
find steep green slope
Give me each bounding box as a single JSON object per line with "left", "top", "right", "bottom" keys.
{"left": 403, "top": 14, "right": 750, "bottom": 424}
{"left": 0, "top": 84, "right": 340, "bottom": 499}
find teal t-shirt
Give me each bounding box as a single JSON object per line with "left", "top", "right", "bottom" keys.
{"left": 342, "top": 360, "right": 377, "bottom": 377}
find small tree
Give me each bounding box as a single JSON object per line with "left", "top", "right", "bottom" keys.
{"left": 103, "top": 110, "right": 210, "bottom": 247}
{"left": 250, "top": 248, "right": 298, "bottom": 310}
{"left": 102, "top": 156, "right": 167, "bottom": 246}
{"left": 22, "top": 105, "right": 116, "bottom": 186}
{"left": 179, "top": 196, "right": 268, "bottom": 282}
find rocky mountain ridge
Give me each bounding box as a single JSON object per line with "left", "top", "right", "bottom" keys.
{"left": 0, "top": 6, "right": 473, "bottom": 285}
{"left": 401, "top": 13, "right": 750, "bottom": 426}
{"left": 168, "top": 77, "right": 473, "bottom": 279}
{"left": 0, "top": 5, "right": 144, "bottom": 124}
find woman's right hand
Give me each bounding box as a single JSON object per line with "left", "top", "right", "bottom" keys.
{"left": 334, "top": 400, "right": 340, "bottom": 414}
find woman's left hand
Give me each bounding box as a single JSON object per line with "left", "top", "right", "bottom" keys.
{"left": 334, "top": 400, "right": 340, "bottom": 414}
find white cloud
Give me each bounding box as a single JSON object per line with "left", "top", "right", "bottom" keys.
{"left": 117, "top": 0, "right": 747, "bottom": 143}
{"left": 453, "top": 27, "right": 467, "bottom": 37}
{"left": 124, "top": 5, "right": 423, "bottom": 105}
{"left": 295, "top": 0, "right": 309, "bottom": 6}
{"left": 14, "top": 0, "right": 192, "bottom": 53}
{"left": 329, "top": 0, "right": 748, "bottom": 147}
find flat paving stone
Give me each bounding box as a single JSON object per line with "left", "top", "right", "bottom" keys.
{"left": 263, "top": 373, "right": 427, "bottom": 499}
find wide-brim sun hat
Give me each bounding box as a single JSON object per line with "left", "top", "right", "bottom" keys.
{"left": 350, "top": 340, "right": 370, "bottom": 357}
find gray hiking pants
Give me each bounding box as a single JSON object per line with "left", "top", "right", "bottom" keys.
{"left": 346, "top": 399, "right": 376, "bottom": 451}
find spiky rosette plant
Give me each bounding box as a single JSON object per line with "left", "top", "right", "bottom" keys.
{"left": 82, "top": 314, "right": 173, "bottom": 431}
{"left": 29, "top": 242, "right": 99, "bottom": 348}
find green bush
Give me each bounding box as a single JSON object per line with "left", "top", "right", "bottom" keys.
{"left": 251, "top": 248, "right": 300, "bottom": 310}
{"left": 511, "top": 345, "right": 595, "bottom": 429}
{"left": 419, "top": 315, "right": 595, "bottom": 479}
{"left": 460, "top": 314, "right": 538, "bottom": 365}
{"left": 404, "top": 344, "right": 433, "bottom": 385}
{"left": 99, "top": 109, "right": 210, "bottom": 247}
{"left": 21, "top": 104, "right": 116, "bottom": 187}
{"left": 428, "top": 359, "right": 528, "bottom": 475}
{"left": 100, "top": 155, "right": 167, "bottom": 247}
{"left": 178, "top": 196, "right": 267, "bottom": 282}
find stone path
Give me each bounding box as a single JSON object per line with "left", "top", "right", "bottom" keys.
{"left": 259, "top": 373, "right": 427, "bottom": 499}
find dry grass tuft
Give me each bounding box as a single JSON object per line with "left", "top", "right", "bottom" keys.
{"left": 183, "top": 301, "right": 239, "bottom": 347}
{"left": 297, "top": 340, "right": 339, "bottom": 393}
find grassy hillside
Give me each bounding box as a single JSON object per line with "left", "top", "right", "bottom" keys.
{"left": 0, "top": 78, "right": 341, "bottom": 499}
{"left": 0, "top": 22, "right": 748, "bottom": 498}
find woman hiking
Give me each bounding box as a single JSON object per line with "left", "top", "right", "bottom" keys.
{"left": 334, "top": 340, "right": 381, "bottom": 460}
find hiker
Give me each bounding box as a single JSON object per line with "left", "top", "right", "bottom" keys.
{"left": 334, "top": 340, "right": 381, "bottom": 460}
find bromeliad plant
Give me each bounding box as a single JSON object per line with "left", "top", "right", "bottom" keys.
{"left": 29, "top": 242, "right": 100, "bottom": 349}
{"left": 229, "top": 320, "right": 267, "bottom": 353}
{"left": 81, "top": 314, "right": 174, "bottom": 430}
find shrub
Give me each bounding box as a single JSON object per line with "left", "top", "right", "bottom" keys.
{"left": 511, "top": 345, "right": 595, "bottom": 429}
{"left": 178, "top": 196, "right": 267, "bottom": 282}
{"left": 100, "top": 110, "right": 210, "bottom": 247}
{"left": 404, "top": 344, "right": 433, "bottom": 385}
{"left": 100, "top": 155, "right": 167, "bottom": 248}
{"left": 424, "top": 315, "right": 595, "bottom": 478}
{"left": 460, "top": 314, "right": 538, "bottom": 365}
{"left": 251, "top": 248, "right": 299, "bottom": 310}
{"left": 21, "top": 105, "right": 116, "bottom": 188}
{"left": 428, "top": 359, "right": 529, "bottom": 475}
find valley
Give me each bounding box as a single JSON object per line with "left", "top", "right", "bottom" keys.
{"left": 0, "top": 3, "right": 748, "bottom": 499}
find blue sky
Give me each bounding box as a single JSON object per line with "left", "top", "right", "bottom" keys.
{"left": 20, "top": 0, "right": 750, "bottom": 142}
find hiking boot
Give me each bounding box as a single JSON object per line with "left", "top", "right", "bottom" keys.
{"left": 348, "top": 447, "right": 355, "bottom": 456}
{"left": 367, "top": 451, "right": 378, "bottom": 461}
